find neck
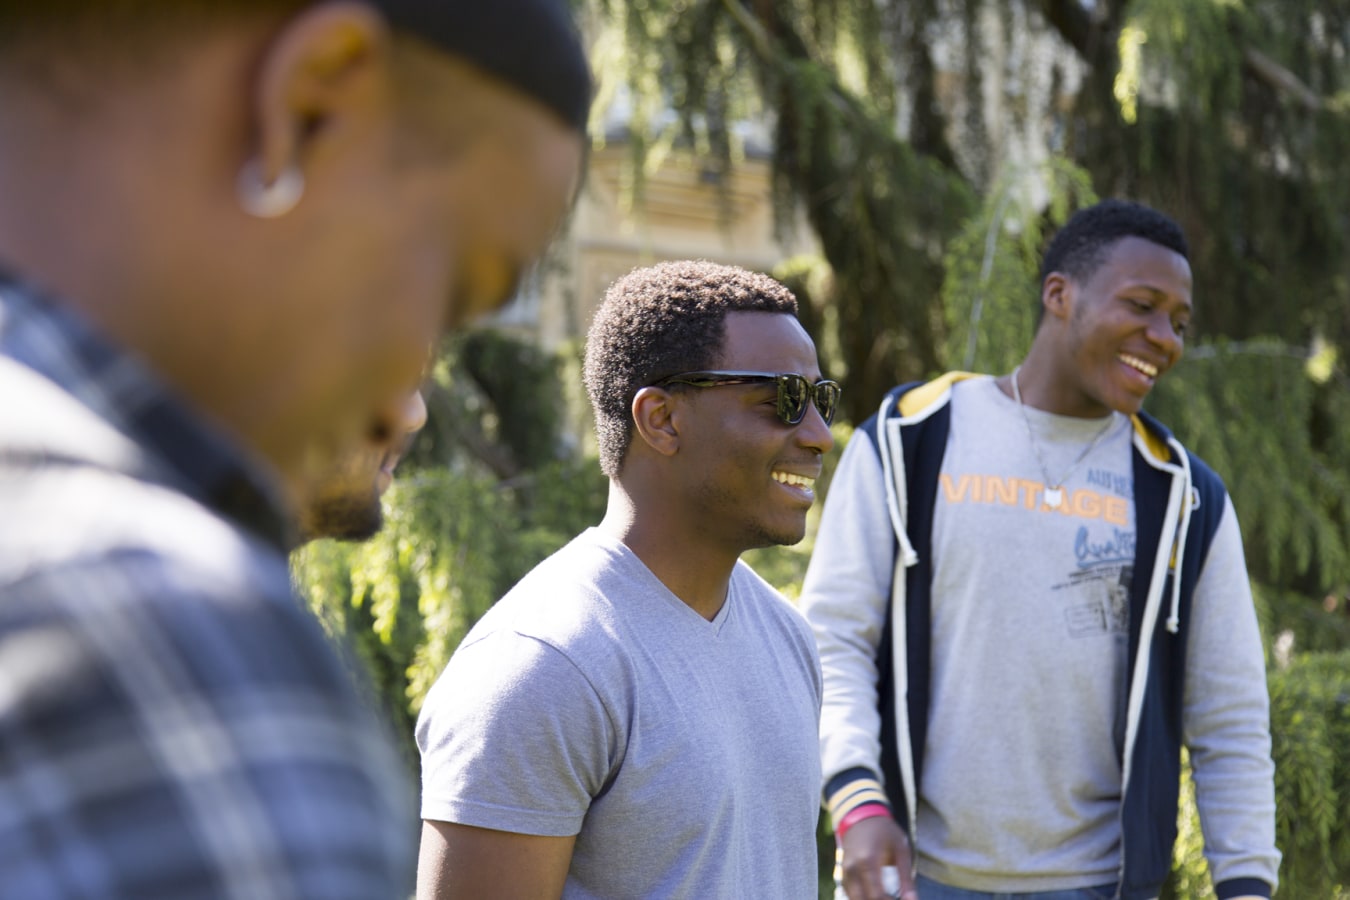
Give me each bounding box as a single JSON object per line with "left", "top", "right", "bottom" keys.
{"left": 1006, "top": 338, "right": 1111, "bottom": 418}
{"left": 599, "top": 480, "right": 738, "bottom": 621}
{"left": 0, "top": 147, "right": 138, "bottom": 322}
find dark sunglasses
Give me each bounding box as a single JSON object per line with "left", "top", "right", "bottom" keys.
{"left": 653, "top": 370, "right": 841, "bottom": 426}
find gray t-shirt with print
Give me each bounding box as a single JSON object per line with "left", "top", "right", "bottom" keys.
{"left": 918, "top": 376, "right": 1136, "bottom": 892}
{"left": 416, "top": 527, "right": 823, "bottom": 900}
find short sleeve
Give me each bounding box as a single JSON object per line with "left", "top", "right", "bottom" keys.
{"left": 416, "top": 629, "right": 617, "bottom": 837}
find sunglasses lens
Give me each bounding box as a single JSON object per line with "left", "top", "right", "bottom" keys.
{"left": 777, "top": 375, "right": 841, "bottom": 426}
{"left": 816, "top": 382, "right": 839, "bottom": 425}
{"left": 778, "top": 375, "right": 809, "bottom": 425}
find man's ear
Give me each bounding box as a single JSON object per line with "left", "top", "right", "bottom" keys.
{"left": 631, "top": 387, "right": 681, "bottom": 458}
{"left": 1042, "top": 272, "right": 1073, "bottom": 323}
{"left": 248, "top": 2, "right": 393, "bottom": 185}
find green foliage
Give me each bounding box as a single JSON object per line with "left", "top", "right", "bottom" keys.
{"left": 1258, "top": 585, "right": 1350, "bottom": 676}
{"left": 1104, "top": 0, "right": 1350, "bottom": 354}
{"left": 295, "top": 457, "right": 608, "bottom": 764}
{"left": 1122, "top": 0, "right": 1244, "bottom": 128}
{"left": 761, "top": 43, "right": 976, "bottom": 416}
{"left": 1144, "top": 342, "right": 1350, "bottom": 591}
{"left": 1268, "top": 650, "right": 1350, "bottom": 897}
{"left": 404, "top": 330, "right": 571, "bottom": 479}
{"left": 941, "top": 159, "right": 1098, "bottom": 375}
{"left": 294, "top": 332, "right": 609, "bottom": 770}
{"left": 1164, "top": 652, "right": 1350, "bottom": 899}
{"left": 1162, "top": 752, "right": 1214, "bottom": 900}
{"left": 456, "top": 330, "right": 569, "bottom": 471}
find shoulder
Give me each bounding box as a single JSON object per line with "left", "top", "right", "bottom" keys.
{"left": 731, "top": 563, "right": 818, "bottom": 654}
{"left": 1129, "top": 411, "right": 1229, "bottom": 505}
{"left": 0, "top": 357, "right": 288, "bottom": 604}
{"left": 0, "top": 484, "right": 351, "bottom": 714}
{"left": 0, "top": 424, "right": 352, "bottom": 712}
{"left": 855, "top": 371, "right": 980, "bottom": 451}
{"left": 0, "top": 462, "right": 292, "bottom": 615}
{"left": 0, "top": 354, "right": 144, "bottom": 469}
{"left": 732, "top": 562, "right": 802, "bottom": 617}
{"left": 458, "top": 531, "right": 640, "bottom": 680}
{"left": 1130, "top": 411, "right": 1230, "bottom": 554}
{"left": 0, "top": 489, "right": 415, "bottom": 895}
{"left": 893, "top": 371, "right": 983, "bottom": 420}
{"left": 418, "top": 591, "right": 623, "bottom": 777}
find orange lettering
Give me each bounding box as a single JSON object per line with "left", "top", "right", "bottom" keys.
{"left": 986, "top": 476, "right": 1019, "bottom": 506}
{"left": 1105, "top": 496, "right": 1128, "bottom": 526}
{"left": 1073, "top": 490, "right": 1102, "bottom": 519}
{"left": 941, "top": 473, "right": 973, "bottom": 503}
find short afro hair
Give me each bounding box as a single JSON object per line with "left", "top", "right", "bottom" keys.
{"left": 583, "top": 260, "right": 799, "bottom": 477}
{"left": 1041, "top": 199, "right": 1188, "bottom": 286}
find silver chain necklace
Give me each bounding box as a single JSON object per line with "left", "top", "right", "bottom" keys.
{"left": 1010, "top": 366, "right": 1119, "bottom": 509}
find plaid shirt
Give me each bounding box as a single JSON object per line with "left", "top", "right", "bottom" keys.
{"left": 0, "top": 277, "right": 415, "bottom": 898}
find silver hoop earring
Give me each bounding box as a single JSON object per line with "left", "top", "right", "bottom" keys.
{"left": 236, "top": 159, "right": 305, "bottom": 219}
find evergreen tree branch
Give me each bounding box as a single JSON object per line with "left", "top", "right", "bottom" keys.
{"left": 1041, "top": 0, "right": 1335, "bottom": 117}
{"left": 1243, "top": 47, "right": 1325, "bottom": 113}
{"left": 1037, "top": 0, "right": 1128, "bottom": 62}
{"left": 719, "top": 0, "right": 773, "bottom": 61}
{"left": 422, "top": 380, "right": 522, "bottom": 481}
{"left": 1183, "top": 340, "right": 1311, "bottom": 361}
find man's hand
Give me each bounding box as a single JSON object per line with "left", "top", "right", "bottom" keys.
{"left": 839, "top": 815, "right": 917, "bottom": 900}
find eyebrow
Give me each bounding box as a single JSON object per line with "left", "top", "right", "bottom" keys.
{"left": 1125, "top": 284, "right": 1193, "bottom": 312}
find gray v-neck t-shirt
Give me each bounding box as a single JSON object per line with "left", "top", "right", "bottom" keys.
{"left": 417, "top": 528, "right": 823, "bottom": 899}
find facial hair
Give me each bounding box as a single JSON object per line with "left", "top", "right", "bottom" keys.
{"left": 301, "top": 487, "right": 385, "bottom": 543}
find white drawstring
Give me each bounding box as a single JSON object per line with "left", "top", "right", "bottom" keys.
{"left": 1166, "top": 441, "right": 1194, "bottom": 633}
{"left": 878, "top": 398, "right": 920, "bottom": 568}
{"left": 897, "top": 522, "right": 920, "bottom": 568}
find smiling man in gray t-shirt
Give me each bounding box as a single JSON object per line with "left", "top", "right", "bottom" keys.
{"left": 415, "top": 261, "right": 837, "bottom": 899}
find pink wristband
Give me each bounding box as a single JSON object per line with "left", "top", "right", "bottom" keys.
{"left": 835, "top": 802, "right": 893, "bottom": 842}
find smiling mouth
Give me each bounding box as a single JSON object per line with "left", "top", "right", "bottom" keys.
{"left": 773, "top": 471, "right": 816, "bottom": 491}
{"left": 1119, "top": 353, "right": 1159, "bottom": 379}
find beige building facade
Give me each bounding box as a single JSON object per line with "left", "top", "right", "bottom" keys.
{"left": 495, "top": 141, "right": 818, "bottom": 350}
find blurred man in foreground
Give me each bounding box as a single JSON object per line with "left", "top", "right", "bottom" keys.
{"left": 0, "top": 1, "right": 588, "bottom": 895}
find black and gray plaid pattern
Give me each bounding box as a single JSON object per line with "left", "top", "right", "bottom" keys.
{"left": 0, "top": 279, "right": 415, "bottom": 898}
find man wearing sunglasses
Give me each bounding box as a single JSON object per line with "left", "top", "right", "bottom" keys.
{"left": 415, "top": 260, "right": 835, "bottom": 899}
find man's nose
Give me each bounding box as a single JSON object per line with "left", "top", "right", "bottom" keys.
{"left": 404, "top": 390, "right": 429, "bottom": 434}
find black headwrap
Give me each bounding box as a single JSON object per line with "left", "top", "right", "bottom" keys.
{"left": 373, "top": 0, "right": 592, "bottom": 131}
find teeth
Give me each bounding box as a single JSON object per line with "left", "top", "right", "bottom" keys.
{"left": 1119, "top": 353, "right": 1159, "bottom": 378}
{"left": 773, "top": 472, "right": 815, "bottom": 489}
